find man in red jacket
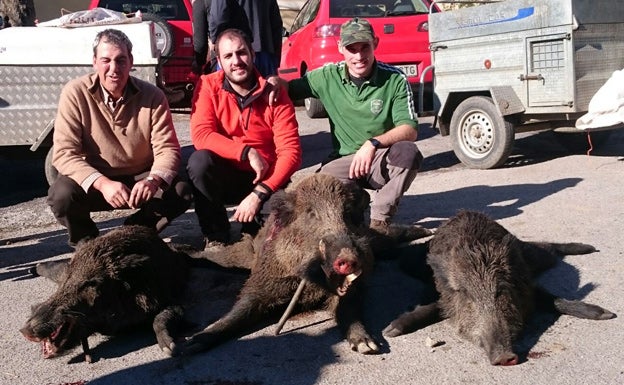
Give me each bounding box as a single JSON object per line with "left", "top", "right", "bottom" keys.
{"left": 187, "top": 28, "right": 301, "bottom": 246}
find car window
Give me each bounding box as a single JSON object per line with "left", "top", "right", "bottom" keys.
{"left": 96, "top": 0, "right": 190, "bottom": 20}
{"left": 329, "top": 0, "right": 430, "bottom": 18}
{"left": 291, "top": 0, "right": 321, "bottom": 34}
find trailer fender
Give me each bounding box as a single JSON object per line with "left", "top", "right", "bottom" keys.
{"left": 489, "top": 86, "right": 525, "bottom": 117}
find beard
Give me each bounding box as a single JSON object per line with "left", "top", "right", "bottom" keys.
{"left": 225, "top": 65, "right": 253, "bottom": 86}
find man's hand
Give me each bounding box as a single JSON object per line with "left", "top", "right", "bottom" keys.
{"left": 94, "top": 177, "right": 131, "bottom": 209}
{"left": 128, "top": 178, "right": 159, "bottom": 209}
{"left": 248, "top": 148, "right": 269, "bottom": 184}
{"left": 349, "top": 140, "right": 377, "bottom": 179}
{"left": 232, "top": 192, "right": 262, "bottom": 223}
{"left": 266, "top": 76, "right": 287, "bottom": 107}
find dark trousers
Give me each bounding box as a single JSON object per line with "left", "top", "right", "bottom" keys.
{"left": 47, "top": 174, "right": 193, "bottom": 245}
{"left": 186, "top": 150, "right": 272, "bottom": 242}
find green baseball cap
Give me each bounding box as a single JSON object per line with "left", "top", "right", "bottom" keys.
{"left": 340, "top": 18, "right": 375, "bottom": 47}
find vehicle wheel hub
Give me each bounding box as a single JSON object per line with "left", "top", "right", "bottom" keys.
{"left": 462, "top": 112, "right": 493, "bottom": 155}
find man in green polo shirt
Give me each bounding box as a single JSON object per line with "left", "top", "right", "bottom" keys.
{"left": 271, "top": 17, "right": 423, "bottom": 232}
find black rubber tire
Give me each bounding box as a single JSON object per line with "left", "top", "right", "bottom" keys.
{"left": 450, "top": 96, "right": 515, "bottom": 169}
{"left": 142, "top": 13, "right": 175, "bottom": 57}
{"left": 44, "top": 146, "right": 58, "bottom": 186}
{"left": 305, "top": 97, "right": 327, "bottom": 119}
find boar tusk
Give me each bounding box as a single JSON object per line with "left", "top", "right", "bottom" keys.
{"left": 275, "top": 279, "right": 307, "bottom": 335}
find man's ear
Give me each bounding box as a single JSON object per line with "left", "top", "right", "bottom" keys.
{"left": 338, "top": 42, "right": 344, "bottom": 55}
{"left": 372, "top": 37, "right": 379, "bottom": 49}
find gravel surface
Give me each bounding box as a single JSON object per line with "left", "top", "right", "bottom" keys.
{"left": 1, "top": 109, "right": 622, "bottom": 385}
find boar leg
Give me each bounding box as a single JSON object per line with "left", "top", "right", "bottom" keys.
{"left": 153, "top": 306, "right": 185, "bottom": 356}
{"left": 81, "top": 338, "right": 92, "bottom": 363}
{"left": 383, "top": 302, "right": 441, "bottom": 337}
{"left": 534, "top": 287, "right": 616, "bottom": 320}
{"left": 177, "top": 294, "right": 269, "bottom": 355}
{"left": 335, "top": 291, "right": 380, "bottom": 354}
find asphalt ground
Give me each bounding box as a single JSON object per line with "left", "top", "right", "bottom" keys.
{"left": 1, "top": 109, "right": 623, "bottom": 385}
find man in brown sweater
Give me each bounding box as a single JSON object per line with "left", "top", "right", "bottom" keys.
{"left": 47, "top": 29, "right": 192, "bottom": 246}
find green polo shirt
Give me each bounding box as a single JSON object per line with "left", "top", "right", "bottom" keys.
{"left": 288, "top": 61, "right": 418, "bottom": 156}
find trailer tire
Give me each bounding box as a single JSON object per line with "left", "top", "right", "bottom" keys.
{"left": 45, "top": 146, "right": 59, "bottom": 186}
{"left": 305, "top": 97, "right": 327, "bottom": 119}
{"left": 142, "top": 13, "right": 175, "bottom": 57}
{"left": 450, "top": 96, "right": 515, "bottom": 169}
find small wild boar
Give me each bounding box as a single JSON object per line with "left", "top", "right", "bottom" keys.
{"left": 20, "top": 226, "right": 191, "bottom": 362}
{"left": 383, "top": 210, "right": 616, "bottom": 365}
{"left": 177, "top": 173, "right": 380, "bottom": 355}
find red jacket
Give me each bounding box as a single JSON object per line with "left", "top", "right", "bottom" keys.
{"left": 190, "top": 70, "right": 301, "bottom": 191}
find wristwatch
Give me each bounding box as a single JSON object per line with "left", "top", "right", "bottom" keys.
{"left": 368, "top": 138, "right": 381, "bottom": 149}
{"left": 145, "top": 176, "right": 160, "bottom": 187}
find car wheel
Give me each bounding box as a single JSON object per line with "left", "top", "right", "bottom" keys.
{"left": 304, "top": 97, "right": 327, "bottom": 119}
{"left": 45, "top": 146, "right": 59, "bottom": 186}
{"left": 554, "top": 130, "right": 612, "bottom": 153}
{"left": 142, "top": 13, "right": 175, "bottom": 57}
{"left": 450, "top": 96, "right": 515, "bottom": 169}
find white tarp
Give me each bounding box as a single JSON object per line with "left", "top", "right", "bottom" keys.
{"left": 576, "top": 69, "right": 624, "bottom": 130}
{"left": 37, "top": 7, "right": 141, "bottom": 28}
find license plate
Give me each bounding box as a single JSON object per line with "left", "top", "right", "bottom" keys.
{"left": 395, "top": 64, "right": 418, "bottom": 77}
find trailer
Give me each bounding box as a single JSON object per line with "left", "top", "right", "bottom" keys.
{"left": 428, "top": 0, "right": 624, "bottom": 168}
{"left": 0, "top": 21, "right": 160, "bottom": 183}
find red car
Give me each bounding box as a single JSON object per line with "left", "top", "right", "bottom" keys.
{"left": 89, "top": 0, "right": 195, "bottom": 105}
{"left": 279, "top": 0, "right": 439, "bottom": 117}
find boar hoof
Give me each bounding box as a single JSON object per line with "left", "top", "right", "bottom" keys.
{"left": 349, "top": 336, "right": 380, "bottom": 354}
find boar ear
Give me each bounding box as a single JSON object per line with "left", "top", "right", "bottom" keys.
{"left": 269, "top": 190, "right": 296, "bottom": 227}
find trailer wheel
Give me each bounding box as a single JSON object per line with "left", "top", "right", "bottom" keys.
{"left": 305, "top": 97, "right": 327, "bottom": 118}
{"left": 142, "top": 13, "right": 175, "bottom": 57}
{"left": 450, "top": 96, "right": 515, "bottom": 169}
{"left": 45, "top": 146, "right": 59, "bottom": 186}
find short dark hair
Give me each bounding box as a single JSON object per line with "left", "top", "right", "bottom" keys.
{"left": 214, "top": 28, "right": 253, "bottom": 57}
{"left": 93, "top": 29, "right": 133, "bottom": 57}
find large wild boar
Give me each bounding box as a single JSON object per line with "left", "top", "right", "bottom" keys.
{"left": 177, "top": 173, "right": 381, "bottom": 355}
{"left": 383, "top": 210, "right": 616, "bottom": 365}
{"left": 20, "top": 226, "right": 192, "bottom": 362}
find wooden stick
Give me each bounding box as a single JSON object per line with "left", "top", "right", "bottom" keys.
{"left": 275, "top": 279, "right": 307, "bottom": 335}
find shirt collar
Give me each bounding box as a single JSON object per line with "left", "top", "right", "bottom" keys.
{"left": 340, "top": 60, "right": 380, "bottom": 86}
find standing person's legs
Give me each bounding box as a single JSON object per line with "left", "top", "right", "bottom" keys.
{"left": 47, "top": 175, "right": 110, "bottom": 246}
{"left": 186, "top": 150, "right": 255, "bottom": 243}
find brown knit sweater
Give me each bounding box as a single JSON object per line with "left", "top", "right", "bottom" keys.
{"left": 52, "top": 73, "right": 181, "bottom": 191}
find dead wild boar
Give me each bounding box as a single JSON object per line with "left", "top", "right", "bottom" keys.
{"left": 383, "top": 210, "right": 616, "bottom": 366}
{"left": 177, "top": 173, "right": 380, "bottom": 355}
{"left": 20, "top": 225, "right": 191, "bottom": 362}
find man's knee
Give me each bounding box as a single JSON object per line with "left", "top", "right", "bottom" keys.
{"left": 387, "top": 141, "right": 423, "bottom": 170}
{"left": 47, "top": 175, "right": 82, "bottom": 213}
{"left": 187, "top": 149, "right": 218, "bottom": 178}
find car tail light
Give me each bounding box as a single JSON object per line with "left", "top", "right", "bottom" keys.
{"left": 418, "top": 21, "right": 429, "bottom": 32}
{"left": 314, "top": 24, "right": 341, "bottom": 38}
